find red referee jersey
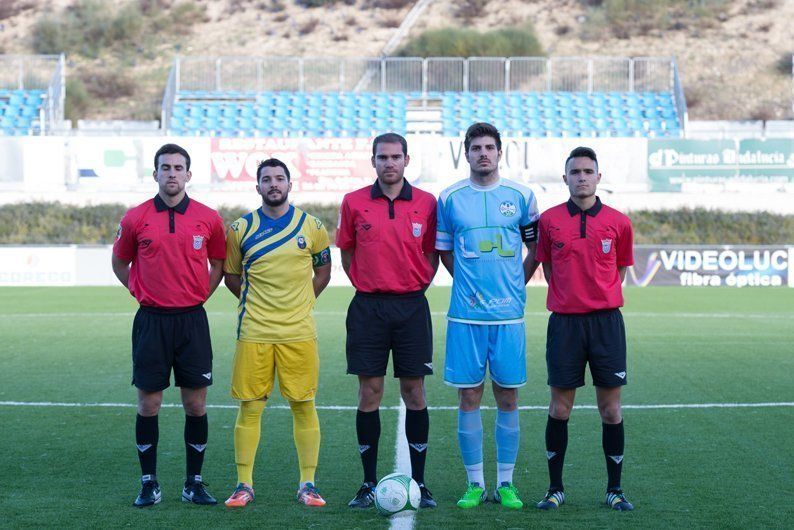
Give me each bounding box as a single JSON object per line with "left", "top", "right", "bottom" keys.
{"left": 113, "top": 195, "right": 226, "bottom": 308}
{"left": 336, "top": 179, "right": 436, "bottom": 294}
{"left": 536, "top": 197, "right": 633, "bottom": 314}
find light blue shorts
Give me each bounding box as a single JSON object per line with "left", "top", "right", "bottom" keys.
{"left": 444, "top": 321, "right": 527, "bottom": 388}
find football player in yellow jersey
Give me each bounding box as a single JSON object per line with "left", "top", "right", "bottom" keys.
{"left": 222, "top": 158, "right": 332, "bottom": 508}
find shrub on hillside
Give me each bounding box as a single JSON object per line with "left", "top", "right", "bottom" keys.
{"left": 580, "top": 0, "right": 731, "bottom": 39}
{"left": 397, "top": 25, "right": 544, "bottom": 57}
{"left": 32, "top": 0, "right": 202, "bottom": 58}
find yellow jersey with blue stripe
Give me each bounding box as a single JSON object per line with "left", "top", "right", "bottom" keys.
{"left": 224, "top": 205, "right": 331, "bottom": 343}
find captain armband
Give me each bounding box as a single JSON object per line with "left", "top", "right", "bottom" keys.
{"left": 312, "top": 247, "right": 331, "bottom": 267}
{"left": 520, "top": 221, "right": 539, "bottom": 242}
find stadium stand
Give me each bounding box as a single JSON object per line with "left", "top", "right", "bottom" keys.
{"left": 0, "top": 55, "right": 65, "bottom": 136}
{"left": 0, "top": 89, "right": 47, "bottom": 136}
{"left": 164, "top": 57, "right": 686, "bottom": 138}
{"left": 170, "top": 91, "right": 409, "bottom": 137}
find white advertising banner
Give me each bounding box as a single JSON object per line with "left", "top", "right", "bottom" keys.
{"left": 410, "top": 136, "right": 649, "bottom": 196}
{"left": 66, "top": 137, "right": 212, "bottom": 189}
{"left": 0, "top": 245, "right": 791, "bottom": 288}
{"left": 0, "top": 246, "right": 76, "bottom": 286}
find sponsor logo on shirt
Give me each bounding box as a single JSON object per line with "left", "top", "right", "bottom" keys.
{"left": 193, "top": 235, "right": 204, "bottom": 250}
{"left": 468, "top": 291, "right": 513, "bottom": 310}
{"left": 499, "top": 201, "right": 517, "bottom": 217}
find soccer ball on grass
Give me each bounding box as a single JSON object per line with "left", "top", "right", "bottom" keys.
{"left": 374, "top": 473, "right": 420, "bottom": 516}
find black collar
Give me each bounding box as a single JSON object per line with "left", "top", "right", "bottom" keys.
{"left": 154, "top": 194, "right": 190, "bottom": 214}
{"left": 566, "top": 196, "right": 602, "bottom": 217}
{"left": 371, "top": 179, "right": 413, "bottom": 201}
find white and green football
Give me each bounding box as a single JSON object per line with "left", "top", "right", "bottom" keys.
{"left": 374, "top": 473, "right": 420, "bottom": 516}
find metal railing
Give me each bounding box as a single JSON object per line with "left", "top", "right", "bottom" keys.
{"left": 0, "top": 54, "right": 65, "bottom": 134}
{"left": 169, "top": 56, "right": 680, "bottom": 95}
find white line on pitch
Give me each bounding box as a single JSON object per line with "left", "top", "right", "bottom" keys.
{"left": 1, "top": 401, "right": 792, "bottom": 411}
{"left": 390, "top": 398, "right": 415, "bottom": 530}
{"left": 2, "top": 310, "right": 793, "bottom": 320}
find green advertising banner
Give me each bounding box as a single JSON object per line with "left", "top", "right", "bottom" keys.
{"left": 647, "top": 138, "right": 794, "bottom": 191}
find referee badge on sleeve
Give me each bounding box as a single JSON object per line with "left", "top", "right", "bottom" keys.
{"left": 601, "top": 239, "right": 612, "bottom": 253}
{"left": 412, "top": 222, "right": 422, "bottom": 237}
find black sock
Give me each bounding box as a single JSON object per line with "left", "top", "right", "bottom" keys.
{"left": 602, "top": 420, "right": 624, "bottom": 491}
{"left": 136, "top": 414, "right": 158, "bottom": 478}
{"left": 185, "top": 414, "right": 208, "bottom": 480}
{"left": 356, "top": 409, "right": 380, "bottom": 484}
{"left": 405, "top": 407, "right": 429, "bottom": 485}
{"left": 545, "top": 415, "right": 568, "bottom": 491}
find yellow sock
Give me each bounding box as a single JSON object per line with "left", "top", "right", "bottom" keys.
{"left": 289, "top": 399, "right": 320, "bottom": 485}
{"left": 234, "top": 399, "right": 266, "bottom": 485}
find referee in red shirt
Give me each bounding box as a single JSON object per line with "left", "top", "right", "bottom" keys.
{"left": 112, "top": 143, "right": 226, "bottom": 508}
{"left": 534, "top": 147, "right": 635, "bottom": 512}
{"left": 337, "top": 133, "right": 439, "bottom": 509}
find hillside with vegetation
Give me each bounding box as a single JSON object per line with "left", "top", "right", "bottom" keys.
{"left": 0, "top": 0, "right": 790, "bottom": 123}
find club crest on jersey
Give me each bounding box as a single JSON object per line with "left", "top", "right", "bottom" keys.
{"left": 193, "top": 235, "right": 204, "bottom": 250}
{"left": 412, "top": 222, "right": 422, "bottom": 237}
{"left": 601, "top": 238, "right": 613, "bottom": 253}
{"left": 296, "top": 235, "right": 307, "bottom": 249}
{"left": 499, "top": 201, "right": 517, "bottom": 217}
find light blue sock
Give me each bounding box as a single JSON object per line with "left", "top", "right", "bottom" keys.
{"left": 495, "top": 409, "right": 520, "bottom": 483}
{"left": 457, "top": 408, "right": 483, "bottom": 467}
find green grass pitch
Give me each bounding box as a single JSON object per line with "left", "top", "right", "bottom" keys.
{"left": 1, "top": 286, "right": 792, "bottom": 528}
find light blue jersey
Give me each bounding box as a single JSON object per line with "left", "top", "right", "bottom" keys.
{"left": 436, "top": 177, "right": 540, "bottom": 324}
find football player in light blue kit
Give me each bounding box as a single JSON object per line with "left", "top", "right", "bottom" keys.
{"left": 436, "top": 122, "right": 540, "bottom": 510}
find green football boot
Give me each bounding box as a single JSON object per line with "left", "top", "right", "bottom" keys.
{"left": 456, "top": 483, "right": 487, "bottom": 509}
{"left": 494, "top": 482, "right": 523, "bottom": 509}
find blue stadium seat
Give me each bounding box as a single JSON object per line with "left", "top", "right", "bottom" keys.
{"left": 172, "top": 88, "right": 680, "bottom": 139}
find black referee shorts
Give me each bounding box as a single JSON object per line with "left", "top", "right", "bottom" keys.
{"left": 131, "top": 305, "right": 213, "bottom": 392}
{"left": 546, "top": 308, "right": 627, "bottom": 389}
{"left": 346, "top": 290, "right": 433, "bottom": 378}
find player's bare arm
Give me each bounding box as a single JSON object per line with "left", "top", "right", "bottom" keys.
{"left": 340, "top": 248, "right": 353, "bottom": 278}
{"left": 425, "top": 251, "right": 440, "bottom": 275}
{"left": 523, "top": 241, "right": 539, "bottom": 284}
{"left": 440, "top": 250, "right": 454, "bottom": 276}
{"left": 224, "top": 273, "right": 242, "bottom": 299}
{"left": 111, "top": 254, "right": 131, "bottom": 288}
{"left": 313, "top": 263, "right": 332, "bottom": 298}
{"left": 207, "top": 258, "right": 224, "bottom": 297}
{"left": 542, "top": 261, "right": 553, "bottom": 284}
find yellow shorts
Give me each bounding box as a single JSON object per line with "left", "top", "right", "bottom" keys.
{"left": 231, "top": 339, "right": 319, "bottom": 402}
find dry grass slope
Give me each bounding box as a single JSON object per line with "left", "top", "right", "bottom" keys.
{"left": 0, "top": 0, "right": 790, "bottom": 121}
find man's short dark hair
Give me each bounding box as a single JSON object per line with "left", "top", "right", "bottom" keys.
{"left": 372, "top": 132, "right": 408, "bottom": 156}
{"left": 565, "top": 146, "right": 598, "bottom": 172}
{"left": 256, "top": 158, "right": 291, "bottom": 183}
{"left": 464, "top": 122, "right": 502, "bottom": 153}
{"left": 154, "top": 143, "right": 191, "bottom": 171}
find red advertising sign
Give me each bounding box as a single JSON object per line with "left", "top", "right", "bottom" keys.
{"left": 210, "top": 137, "right": 375, "bottom": 192}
